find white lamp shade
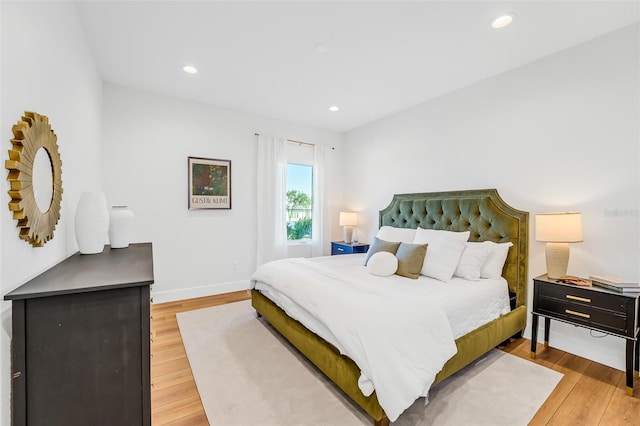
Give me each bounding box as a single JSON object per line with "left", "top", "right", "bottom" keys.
{"left": 339, "top": 212, "right": 358, "bottom": 226}
{"left": 535, "top": 212, "right": 583, "bottom": 243}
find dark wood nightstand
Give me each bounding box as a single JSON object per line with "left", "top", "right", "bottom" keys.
{"left": 531, "top": 274, "right": 640, "bottom": 396}
{"left": 331, "top": 241, "right": 370, "bottom": 255}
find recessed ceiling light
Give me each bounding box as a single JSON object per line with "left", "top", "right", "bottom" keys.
{"left": 329, "top": 105, "right": 339, "bottom": 112}
{"left": 491, "top": 14, "right": 513, "bottom": 29}
{"left": 183, "top": 65, "right": 198, "bottom": 74}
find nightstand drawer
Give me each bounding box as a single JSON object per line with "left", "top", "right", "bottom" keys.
{"left": 332, "top": 244, "right": 354, "bottom": 255}
{"left": 537, "top": 296, "right": 629, "bottom": 335}
{"left": 539, "top": 282, "right": 628, "bottom": 312}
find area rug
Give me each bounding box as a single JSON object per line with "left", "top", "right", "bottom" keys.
{"left": 177, "top": 300, "right": 563, "bottom": 425}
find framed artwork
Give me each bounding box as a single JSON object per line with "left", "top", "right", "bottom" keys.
{"left": 188, "top": 157, "right": 231, "bottom": 209}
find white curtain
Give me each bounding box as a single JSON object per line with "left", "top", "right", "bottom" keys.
{"left": 311, "top": 144, "right": 328, "bottom": 257}
{"left": 256, "top": 134, "right": 288, "bottom": 267}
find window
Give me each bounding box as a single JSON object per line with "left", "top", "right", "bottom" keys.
{"left": 286, "top": 163, "right": 313, "bottom": 241}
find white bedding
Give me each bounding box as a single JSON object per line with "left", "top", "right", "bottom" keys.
{"left": 250, "top": 254, "right": 511, "bottom": 421}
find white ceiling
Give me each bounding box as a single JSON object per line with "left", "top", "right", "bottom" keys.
{"left": 75, "top": 1, "right": 639, "bottom": 133}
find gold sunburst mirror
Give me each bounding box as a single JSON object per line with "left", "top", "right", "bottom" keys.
{"left": 6, "top": 112, "right": 63, "bottom": 247}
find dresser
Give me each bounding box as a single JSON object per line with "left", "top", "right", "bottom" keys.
{"left": 530, "top": 274, "right": 639, "bottom": 396}
{"left": 4, "top": 243, "right": 154, "bottom": 426}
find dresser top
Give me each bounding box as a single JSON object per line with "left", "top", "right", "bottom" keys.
{"left": 4, "top": 243, "right": 154, "bottom": 301}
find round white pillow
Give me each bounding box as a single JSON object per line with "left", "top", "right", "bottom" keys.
{"left": 366, "top": 251, "right": 398, "bottom": 276}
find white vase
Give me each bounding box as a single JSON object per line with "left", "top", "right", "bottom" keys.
{"left": 109, "top": 206, "right": 134, "bottom": 249}
{"left": 74, "top": 192, "right": 109, "bottom": 254}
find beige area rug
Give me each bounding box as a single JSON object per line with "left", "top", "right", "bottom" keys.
{"left": 177, "top": 300, "right": 563, "bottom": 425}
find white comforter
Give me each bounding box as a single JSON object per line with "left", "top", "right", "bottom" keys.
{"left": 250, "top": 257, "right": 458, "bottom": 422}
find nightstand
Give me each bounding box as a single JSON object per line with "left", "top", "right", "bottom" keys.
{"left": 331, "top": 241, "right": 370, "bottom": 255}
{"left": 531, "top": 274, "right": 640, "bottom": 396}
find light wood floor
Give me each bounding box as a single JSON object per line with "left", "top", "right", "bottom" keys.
{"left": 151, "top": 292, "right": 640, "bottom": 425}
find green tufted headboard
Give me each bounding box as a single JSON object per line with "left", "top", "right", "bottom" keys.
{"left": 379, "top": 189, "right": 529, "bottom": 308}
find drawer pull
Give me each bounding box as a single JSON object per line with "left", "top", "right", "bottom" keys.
{"left": 565, "top": 309, "right": 590, "bottom": 319}
{"left": 337, "top": 247, "right": 345, "bottom": 251}
{"left": 566, "top": 295, "right": 591, "bottom": 303}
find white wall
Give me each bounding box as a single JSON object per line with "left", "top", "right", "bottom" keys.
{"left": 0, "top": 2, "right": 104, "bottom": 425}
{"left": 343, "top": 24, "right": 639, "bottom": 371}
{"left": 102, "top": 84, "right": 344, "bottom": 303}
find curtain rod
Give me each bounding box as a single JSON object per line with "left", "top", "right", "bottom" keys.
{"left": 254, "top": 133, "right": 334, "bottom": 150}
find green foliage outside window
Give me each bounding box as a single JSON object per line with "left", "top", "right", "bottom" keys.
{"left": 286, "top": 189, "right": 312, "bottom": 240}
{"left": 288, "top": 217, "right": 312, "bottom": 240}
{"left": 287, "top": 190, "right": 310, "bottom": 217}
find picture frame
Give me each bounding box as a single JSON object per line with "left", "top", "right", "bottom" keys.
{"left": 188, "top": 156, "right": 231, "bottom": 209}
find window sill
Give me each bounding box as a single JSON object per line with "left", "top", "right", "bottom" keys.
{"left": 287, "top": 240, "right": 312, "bottom": 246}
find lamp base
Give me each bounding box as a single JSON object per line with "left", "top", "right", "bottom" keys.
{"left": 343, "top": 226, "right": 353, "bottom": 244}
{"left": 546, "top": 242, "right": 570, "bottom": 279}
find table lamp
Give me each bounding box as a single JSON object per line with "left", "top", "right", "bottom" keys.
{"left": 339, "top": 212, "right": 358, "bottom": 243}
{"left": 535, "top": 212, "right": 583, "bottom": 279}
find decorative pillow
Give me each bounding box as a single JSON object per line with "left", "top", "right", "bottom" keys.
{"left": 413, "top": 228, "right": 470, "bottom": 281}
{"left": 375, "top": 226, "right": 417, "bottom": 244}
{"left": 480, "top": 242, "right": 513, "bottom": 279}
{"left": 454, "top": 241, "right": 494, "bottom": 280}
{"left": 366, "top": 252, "right": 398, "bottom": 277}
{"left": 395, "top": 243, "right": 428, "bottom": 279}
{"left": 364, "top": 237, "right": 401, "bottom": 266}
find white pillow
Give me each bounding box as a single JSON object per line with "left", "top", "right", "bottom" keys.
{"left": 413, "top": 228, "right": 470, "bottom": 281}
{"left": 455, "top": 241, "right": 494, "bottom": 280}
{"left": 414, "top": 228, "right": 471, "bottom": 243}
{"left": 375, "top": 226, "right": 417, "bottom": 244}
{"left": 480, "top": 242, "right": 513, "bottom": 279}
{"left": 366, "top": 251, "right": 398, "bottom": 277}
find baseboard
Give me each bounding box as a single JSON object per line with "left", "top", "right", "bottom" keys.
{"left": 523, "top": 324, "right": 533, "bottom": 340}
{"left": 152, "top": 280, "right": 250, "bottom": 304}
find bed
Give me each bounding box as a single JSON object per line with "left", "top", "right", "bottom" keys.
{"left": 250, "top": 188, "right": 529, "bottom": 425}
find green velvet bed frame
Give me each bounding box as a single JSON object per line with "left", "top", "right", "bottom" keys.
{"left": 251, "top": 188, "right": 529, "bottom": 426}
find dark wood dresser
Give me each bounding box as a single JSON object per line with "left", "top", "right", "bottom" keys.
{"left": 4, "top": 243, "right": 154, "bottom": 426}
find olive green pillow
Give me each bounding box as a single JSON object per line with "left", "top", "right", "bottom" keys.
{"left": 364, "top": 237, "right": 401, "bottom": 266}
{"left": 395, "top": 243, "right": 428, "bottom": 279}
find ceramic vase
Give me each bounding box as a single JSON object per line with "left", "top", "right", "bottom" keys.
{"left": 74, "top": 192, "right": 109, "bottom": 254}
{"left": 108, "top": 206, "right": 134, "bottom": 249}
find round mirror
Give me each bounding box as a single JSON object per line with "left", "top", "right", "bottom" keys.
{"left": 6, "top": 112, "right": 63, "bottom": 247}
{"left": 32, "top": 148, "right": 54, "bottom": 212}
